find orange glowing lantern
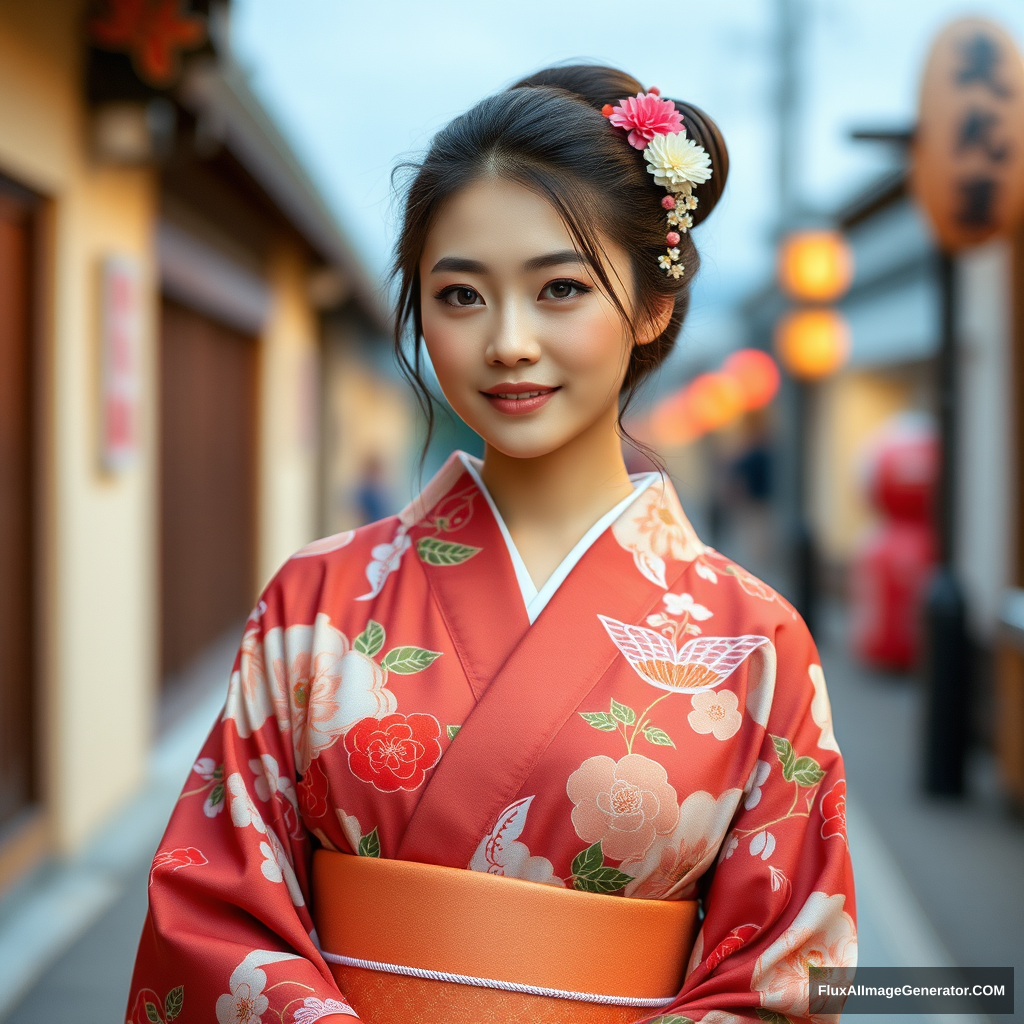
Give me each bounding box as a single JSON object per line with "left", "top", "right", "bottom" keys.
{"left": 721, "top": 349, "right": 780, "bottom": 410}
{"left": 774, "top": 308, "right": 851, "bottom": 381}
{"left": 778, "top": 230, "right": 854, "bottom": 303}
{"left": 651, "top": 390, "right": 699, "bottom": 447}
{"left": 685, "top": 372, "right": 745, "bottom": 433}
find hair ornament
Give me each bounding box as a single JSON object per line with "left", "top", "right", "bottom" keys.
{"left": 603, "top": 90, "right": 713, "bottom": 279}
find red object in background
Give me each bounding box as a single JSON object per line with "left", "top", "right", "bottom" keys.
{"left": 850, "top": 419, "right": 938, "bottom": 670}
{"left": 722, "top": 348, "right": 781, "bottom": 410}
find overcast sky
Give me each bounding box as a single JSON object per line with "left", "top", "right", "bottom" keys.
{"left": 230, "top": 1, "right": 1024, "bottom": 362}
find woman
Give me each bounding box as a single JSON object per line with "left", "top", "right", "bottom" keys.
{"left": 129, "top": 65, "right": 855, "bottom": 1024}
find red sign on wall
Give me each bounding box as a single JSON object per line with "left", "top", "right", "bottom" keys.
{"left": 100, "top": 256, "right": 143, "bottom": 472}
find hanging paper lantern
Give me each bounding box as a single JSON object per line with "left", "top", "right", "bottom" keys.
{"left": 651, "top": 390, "right": 700, "bottom": 447}
{"left": 684, "top": 372, "right": 745, "bottom": 433}
{"left": 721, "top": 349, "right": 780, "bottom": 410}
{"left": 774, "top": 308, "right": 851, "bottom": 381}
{"left": 778, "top": 230, "right": 854, "bottom": 303}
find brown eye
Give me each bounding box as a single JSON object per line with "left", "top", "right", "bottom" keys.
{"left": 441, "top": 286, "right": 482, "bottom": 307}
{"left": 540, "top": 279, "right": 589, "bottom": 300}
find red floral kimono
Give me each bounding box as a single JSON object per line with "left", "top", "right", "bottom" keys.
{"left": 128, "top": 452, "right": 856, "bottom": 1024}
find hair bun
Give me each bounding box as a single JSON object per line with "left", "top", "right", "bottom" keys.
{"left": 672, "top": 100, "right": 729, "bottom": 226}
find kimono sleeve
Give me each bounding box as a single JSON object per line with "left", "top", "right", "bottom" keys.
{"left": 658, "top": 616, "right": 856, "bottom": 1024}
{"left": 126, "top": 598, "right": 359, "bottom": 1024}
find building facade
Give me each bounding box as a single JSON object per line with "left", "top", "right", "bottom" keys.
{"left": 0, "top": 0, "right": 391, "bottom": 891}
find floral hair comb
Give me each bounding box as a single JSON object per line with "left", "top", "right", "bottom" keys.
{"left": 601, "top": 89, "right": 712, "bottom": 279}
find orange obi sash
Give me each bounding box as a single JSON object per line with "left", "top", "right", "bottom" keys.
{"left": 313, "top": 850, "right": 698, "bottom": 1024}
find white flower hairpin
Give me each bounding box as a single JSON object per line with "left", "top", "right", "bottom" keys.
{"left": 602, "top": 89, "right": 713, "bottom": 279}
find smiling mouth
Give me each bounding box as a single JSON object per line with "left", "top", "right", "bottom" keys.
{"left": 481, "top": 384, "right": 560, "bottom": 416}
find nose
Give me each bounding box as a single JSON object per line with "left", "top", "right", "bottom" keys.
{"left": 484, "top": 295, "right": 541, "bottom": 368}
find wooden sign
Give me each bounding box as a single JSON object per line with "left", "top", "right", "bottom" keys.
{"left": 100, "top": 256, "right": 143, "bottom": 472}
{"left": 912, "top": 18, "right": 1024, "bottom": 251}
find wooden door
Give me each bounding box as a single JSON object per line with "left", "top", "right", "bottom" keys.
{"left": 0, "top": 184, "right": 35, "bottom": 829}
{"left": 160, "top": 299, "right": 257, "bottom": 678}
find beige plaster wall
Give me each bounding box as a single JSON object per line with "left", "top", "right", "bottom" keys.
{"left": 0, "top": 0, "right": 159, "bottom": 851}
{"left": 257, "top": 241, "right": 321, "bottom": 590}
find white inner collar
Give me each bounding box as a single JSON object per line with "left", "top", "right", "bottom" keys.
{"left": 457, "top": 452, "right": 658, "bottom": 624}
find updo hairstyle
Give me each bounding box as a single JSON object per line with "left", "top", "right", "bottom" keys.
{"left": 392, "top": 64, "right": 729, "bottom": 445}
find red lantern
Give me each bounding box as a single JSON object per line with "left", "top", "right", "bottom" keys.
{"left": 685, "top": 372, "right": 745, "bottom": 434}
{"left": 721, "top": 349, "right": 780, "bottom": 410}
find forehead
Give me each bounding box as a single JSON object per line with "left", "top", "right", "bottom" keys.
{"left": 421, "top": 176, "right": 577, "bottom": 266}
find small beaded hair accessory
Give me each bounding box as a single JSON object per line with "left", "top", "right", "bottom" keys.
{"left": 601, "top": 89, "right": 713, "bottom": 279}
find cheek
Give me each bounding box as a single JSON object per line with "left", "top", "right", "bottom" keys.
{"left": 420, "top": 305, "right": 473, "bottom": 386}
{"left": 550, "top": 301, "right": 630, "bottom": 381}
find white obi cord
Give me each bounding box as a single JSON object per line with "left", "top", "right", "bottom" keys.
{"left": 319, "top": 950, "right": 675, "bottom": 1008}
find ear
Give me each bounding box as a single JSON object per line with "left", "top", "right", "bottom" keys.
{"left": 636, "top": 294, "right": 675, "bottom": 346}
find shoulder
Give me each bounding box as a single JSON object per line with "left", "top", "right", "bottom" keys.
{"left": 259, "top": 516, "right": 407, "bottom": 624}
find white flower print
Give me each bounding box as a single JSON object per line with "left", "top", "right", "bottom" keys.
{"left": 809, "top": 664, "right": 840, "bottom": 752}
{"left": 751, "top": 891, "right": 857, "bottom": 1020}
{"left": 227, "top": 773, "right": 304, "bottom": 905}
{"left": 215, "top": 949, "right": 301, "bottom": 1024}
{"left": 745, "top": 641, "right": 778, "bottom": 727}
{"left": 355, "top": 525, "right": 412, "bottom": 601}
{"left": 228, "top": 772, "right": 264, "bottom": 831}
{"left": 470, "top": 797, "right": 564, "bottom": 887}
{"left": 249, "top": 754, "right": 298, "bottom": 814}
{"left": 282, "top": 614, "right": 398, "bottom": 773}
{"left": 293, "top": 996, "right": 358, "bottom": 1022}
{"left": 749, "top": 830, "right": 776, "bottom": 860}
{"left": 695, "top": 560, "right": 718, "bottom": 583}
{"left": 663, "top": 592, "right": 713, "bottom": 620}
{"left": 194, "top": 757, "right": 217, "bottom": 781}
{"left": 719, "top": 834, "right": 739, "bottom": 862}
{"left": 622, "top": 788, "right": 744, "bottom": 899}
{"left": 223, "top": 621, "right": 289, "bottom": 739}
{"left": 258, "top": 829, "right": 305, "bottom": 906}
{"left": 744, "top": 759, "right": 772, "bottom": 810}
{"left": 336, "top": 809, "right": 362, "bottom": 853}
{"left": 688, "top": 688, "right": 743, "bottom": 740}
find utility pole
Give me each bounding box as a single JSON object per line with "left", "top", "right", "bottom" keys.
{"left": 776, "top": 0, "right": 817, "bottom": 635}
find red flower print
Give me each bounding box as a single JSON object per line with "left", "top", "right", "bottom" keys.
{"left": 297, "top": 757, "right": 330, "bottom": 819}
{"left": 149, "top": 846, "right": 207, "bottom": 886}
{"left": 703, "top": 922, "right": 760, "bottom": 972}
{"left": 820, "top": 779, "right": 847, "bottom": 842}
{"left": 345, "top": 713, "right": 443, "bottom": 793}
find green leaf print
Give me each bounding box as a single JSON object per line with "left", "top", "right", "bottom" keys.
{"left": 610, "top": 699, "right": 636, "bottom": 725}
{"left": 650, "top": 1016, "right": 696, "bottom": 1024}
{"left": 416, "top": 537, "right": 482, "bottom": 566}
{"left": 380, "top": 647, "right": 443, "bottom": 674}
{"left": 353, "top": 620, "right": 385, "bottom": 657}
{"left": 212, "top": 764, "right": 223, "bottom": 780}
{"left": 145, "top": 1002, "right": 162, "bottom": 1024}
{"left": 791, "top": 755, "right": 825, "bottom": 787}
{"left": 164, "top": 986, "right": 184, "bottom": 1021}
{"left": 771, "top": 734, "right": 796, "bottom": 781}
{"left": 572, "top": 866, "right": 634, "bottom": 893}
{"left": 643, "top": 725, "right": 676, "bottom": 748}
{"left": 208, "top": 781, "right": 224, "bottom": 808}
{"left": 756, "top": 1009, "right": 793, "bottom": 1024}
{"left": 358, "top": 826, "right": 381, "bottom": 858}
{"left": 446, "top": 724, "right": 461, "bottom": 741}
{"left": 579, "top": 711, "right": 618, "bottom": 732}
{"left": 571, "top": 841, "right": 604, "bottom": 877}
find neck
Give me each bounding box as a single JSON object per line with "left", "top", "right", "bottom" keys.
{"left": 479, "top": 405, "right": 634, "bottom": 545}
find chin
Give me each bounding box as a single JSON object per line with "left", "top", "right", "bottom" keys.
{"left": 468, "top": 417, "right": 571, "bottom": 461}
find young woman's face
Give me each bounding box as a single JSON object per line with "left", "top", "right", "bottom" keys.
{"left": 419, "top": 176, "right": 643, "bottom": 460}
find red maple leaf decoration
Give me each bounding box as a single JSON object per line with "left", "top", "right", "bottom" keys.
{"left": 89, "top": 0, "right": 206, "bottom": 88}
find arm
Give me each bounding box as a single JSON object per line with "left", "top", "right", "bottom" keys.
{"left": 127, "top": 596, "right": 359, "bottom": 1024}
{"left": 656, "top": 617, "right": 856, "bottom": 1024}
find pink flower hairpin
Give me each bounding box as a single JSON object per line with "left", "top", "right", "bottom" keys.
{"left": 602, "top": 89, "right": 713, "bottom": 279}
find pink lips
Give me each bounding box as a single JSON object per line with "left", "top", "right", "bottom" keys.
{"left": 481, "top": 382, "right": 560, "bottom": 416}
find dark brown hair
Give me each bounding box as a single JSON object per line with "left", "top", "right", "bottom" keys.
{"left": 391, "top": 64, "right": 729, "bottom": 450}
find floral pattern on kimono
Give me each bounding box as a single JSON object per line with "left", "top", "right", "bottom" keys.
{"left": 129, "top": 452, "right": 855, "bottom": 1024}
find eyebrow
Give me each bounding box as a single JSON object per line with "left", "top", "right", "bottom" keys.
{"left": 429, "top": 250, "right": 591, "bottom": 274}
